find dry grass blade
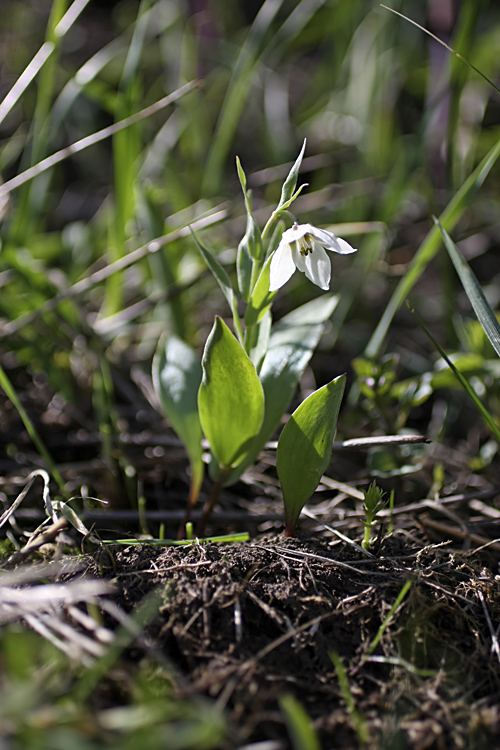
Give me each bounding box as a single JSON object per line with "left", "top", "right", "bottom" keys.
{"left": 477, "top": 589, "right": 500, "bottom": 663}
{"left": 0, "top": 0, "right": 92, "bottom": 127}
{"left": 0, "top": 470, "right": 51, "bottom": 530}
{"left": 0, "top": 79, "right": 201, "bottom": 199}
{"left": 4, "top": 517, "right": 69, "bottom": 569}
{"left": 0, "top": 567, "right": 116, "bottom": 665}
{"left": 0, "top": 578, "right": 114, "bottom": 624}
{"left": 1, "top": 205, "right": 227, "bottom": 337}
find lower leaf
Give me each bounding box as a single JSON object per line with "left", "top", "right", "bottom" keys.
{"left": 277, "top": 374, "right": 346, "bottom": 536}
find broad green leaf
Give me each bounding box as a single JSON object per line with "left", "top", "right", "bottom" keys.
{"left": 259, "top": 294, "right": 339, "bottom": 442}
{"left": 224, "top": 294, "right": 338, "bottom": 485}
{"left": 198, "top": 317, "right": 264, "bottom": 470}
{"left": 365, "top": 132, "right": 500, "bottom": 358}
{"left": 437, "top": 219, "right": 500, "bottom": 358}
{"left": 152, "top": 337, "right": 204, "bottom": 505}
{"left": 277, "top": 375, "right": 346, "bottom": 536}
{"left": 244, "top": 253, "right": 276, "bottom": 326}
{"left": 277, "top": 138, "right": 306, "bottom": 210}
{"left": 189, "top": 226, "right": 235, "bottom": 311}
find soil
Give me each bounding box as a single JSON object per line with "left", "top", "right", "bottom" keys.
{"left": 81, "top": 532, "right": 500, "bottom": 750}
{"left": 3, "top": 354, "right": 500, "bottom": 749}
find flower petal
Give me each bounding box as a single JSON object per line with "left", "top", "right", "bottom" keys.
{"left": 269, "top": 242, "right": 296, "bottom": 291}
{"left": 308, "top": 226, "right": 357, "bottom": 255}
{"left": 281, "top": 224, "right": 311, "bottom": 243}
{"left": 291, "top": 243, "right": 307, "bottom": 273}
{"left": 306, "top": 226, "right": 337, "bottom": 245}
{"left": 304, "top": 245, "right": 331, "bottom": 289}
{"left": 326, "top": 235, "right": 357, "bottom": 255}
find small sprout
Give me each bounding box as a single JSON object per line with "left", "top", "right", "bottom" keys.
{"left": 362, "top": 482, "right": 387, "bottom": 551}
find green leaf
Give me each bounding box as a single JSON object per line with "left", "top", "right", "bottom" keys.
{"left": 237, "top": 234, "right": 253, "bottom": 302}
{"left": 152, "top": 337, "right": 204, "bottom": 505}
{"left": 259, "top": 294, "right": 339, "bottom": 441}
{"left": 189, "top": 226, "right": 235, "bottom": 311}
{"left": 249, "top": 308, "right": 272, "bottom": 373}
{"left": 277, "top": 374, "right": 346, "bottom": 536}
{"left": 437, "top": 219, "right": 500, "bottom": 358}
{"left": 198, "top": 317, "right": 264, "bottom": 470}
{"left": 244, "top": 252, "right": 276, "bottom": 326}
{"left": 277, "top": 138, "right": 306, "bottom": 210}
{"left": 224, "top": 294, "right": 338, "bottom": 485}
{"left": 236, "top": 156, "right": 262, "bottom": 263}
{"left": 236, "top": 156, "right": 263, "bottom": 301}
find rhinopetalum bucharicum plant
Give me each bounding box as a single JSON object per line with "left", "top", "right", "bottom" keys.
{"left": 152, "top": 141, "right": 357, "bottom": 537}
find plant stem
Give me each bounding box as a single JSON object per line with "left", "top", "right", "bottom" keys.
{"left": 196, "top": 468, "right": 229, "bottom": 537}
{"left": 362, "top": 521, "right": 372, "bottom": 551}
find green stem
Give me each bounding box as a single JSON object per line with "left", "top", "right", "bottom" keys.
{"left": 231, "top": 295, "right": 245, "bottom": 346}
{"left": 244, "top": 321, "right": 259, "bottom": 357}
{"left": 261, "top": 209, "right": 279, "bottom": 245}
{"left": 196, "top": 467, "right": 229, "bottom": 537}
{"left": 362, "top": 521, "right": 372, "bottom": 551}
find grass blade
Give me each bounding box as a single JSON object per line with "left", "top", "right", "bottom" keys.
{"left": 408, "top": 302, "right": 500, "bottom": 444}
{"left": 280, "top": 694, "right": 321, "bottom": 750}
{"left": 381, "top": 5, "right": 500, "bottom": 96}
{"left": 0, "top": 364, "right": 67, "bottom": 495}
{"left": 436, "top": 219, "right": 500, "bottom": 358}
{"left": 367, "top": 578, "right": 412, "bottom": 656}
{"left": 365, "top": 133, "right": 500, "bottom": 358}
{"left": 0, "top": 81, "right": 199, "bottom": 200}
{"left": 330, "top": 651, "right": 369, "bottom": 745}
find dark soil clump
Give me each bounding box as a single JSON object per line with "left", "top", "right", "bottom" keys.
{"left": 86, "top": 535, "right": 500, "bottom": 749}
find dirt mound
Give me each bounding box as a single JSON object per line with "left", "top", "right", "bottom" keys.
{"left": 86, "top": 535, "right": 500, "bottom": 748}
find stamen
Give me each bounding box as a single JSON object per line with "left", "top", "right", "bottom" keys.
{"left": 299, "top": 234, "right": 312, "bottom": 257}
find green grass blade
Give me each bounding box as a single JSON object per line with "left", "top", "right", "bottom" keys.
{"left": 365, "top": 133, "right": 500, "bottom": 358}
{"left": 280, "top": 694, "right": 321, "bottom": 750}
{"left": 330, "top": 651, "right": 369, "bottom": 745}
{"left": 71, "top": 588, "right": 165, "bottom": 703}
{"left": 201, "top": 0, "right": 286, "bottom": 196}
{"left": 436, "top": 219, "right": 500, "bottom": 358}
{"left": 30, "top": 0, "right": 67, "bottom": 165}
{"left": 0, "top": 363, "right": 67, "bottom": 496}
{"left": 367, "top": 578, "right": 412, "bottom": 656}
{"left": 106, "top": 0, "right": 151, "bottom": 315}
{"left": 408, "top": 303, "right": 500, "bottom": 444}
{"left": 7, "top": 0, "right": 81, "bottom": 243}
{"left": 381, "top": 5, "right": 500, "bottom": 96}
{"left": 104, "top": 533, "right": 250, "bottom": 546}
{"left": 201, "top": 0, "right": 325, "bottom": 197}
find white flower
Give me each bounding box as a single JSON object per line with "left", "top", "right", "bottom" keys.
{"left": 269, "top": 223, "right": 357, "bottom": 292}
